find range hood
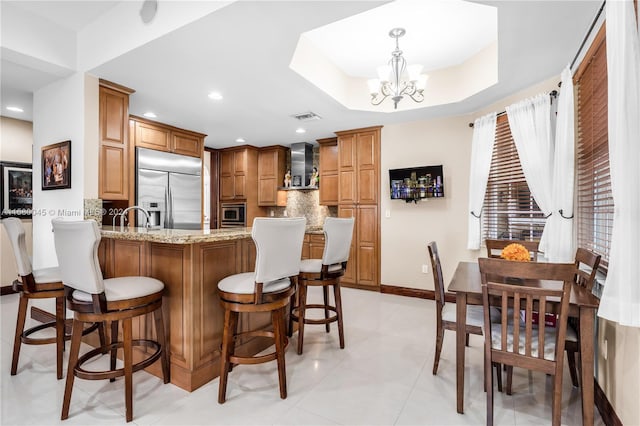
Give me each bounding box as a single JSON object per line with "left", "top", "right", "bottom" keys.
{"left": 290, "top": 142, "right": 314, "bottom": 188}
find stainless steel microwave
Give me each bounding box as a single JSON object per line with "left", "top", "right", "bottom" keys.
{"left": 220, "top": 203, "right": 246, "bottom": 228}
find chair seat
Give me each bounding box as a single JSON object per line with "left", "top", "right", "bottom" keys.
{"left": 299, "top": 259, "right": 343, "bottom": 274}
{"left": 32, "top": 266, "right": 62, "bottom": 284}
{"left": 71, "top": 277, "right": 164, "bottom": 303}
{"left": 442, "top": 304, "right": 501, "bottom": 328}
{"left": 490, "top": 322, "right": 577, "bottom": 360}
{"left": 218, "top": 272, "right": 291, "bottom": 295}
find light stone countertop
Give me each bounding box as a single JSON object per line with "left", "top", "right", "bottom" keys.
{"left": 101, "top": 225, "right": 325, "bottom": 244}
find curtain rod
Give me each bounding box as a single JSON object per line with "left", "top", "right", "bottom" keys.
{"left": 570, "top": 0, "right": 606, "bottom": 70}
{"left": 468, "top": 90, "right": 557, "bottom": 128}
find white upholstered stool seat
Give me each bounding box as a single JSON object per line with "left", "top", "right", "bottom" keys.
{"left": 52, "top": 219, "right": 169, "bottom": 423}
{"left": 292, "top": 217, "right": 355, "bottom": 355}
{"left": 217, "top": 217, "right": 306, "bottom": 404}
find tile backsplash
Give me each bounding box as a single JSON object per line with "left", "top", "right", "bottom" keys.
{"left": 269, "top": 190, "right": 336, "bottom": 226}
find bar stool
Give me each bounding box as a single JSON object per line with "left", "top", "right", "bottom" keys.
{"left": 292, "top": 217, "right": 354, "bottom": 355}
{"left": 217, "top": 217, "right": 306, "bottom": 403}
{"left": 3, "top": 217, "right": 67, "bottom": 379}
{"left": 52, "top": 219, "right": 170, "bottom": 422}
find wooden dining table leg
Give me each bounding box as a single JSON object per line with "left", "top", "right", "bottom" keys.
{"left": 456, "top": 292, "right": 468, "bottom": 414}
{"left": 579, "top": 306, "right": 595, "bottom": 426}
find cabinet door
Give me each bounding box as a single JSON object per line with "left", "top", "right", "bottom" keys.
{"left": 135, "top": 121, "right": 170, "bottom": 151}
{"left": 220, "top": 175, "right": 235, "bottom": 201}
{"left": 309, "top": 234, "right": 325, "bottom": 260}
{"left": 356, "top": 205, "right": 378, "bottom": 287}
{"left": 356, "top": 131, "right": 378, "bottom": 204}
{"left": 338, "top": 134, "right": 357, "bottom": 204}
{"left": 258, "top": 178, "right": 277, "bottom": 206}
{"left": 301, "top": 234, "right": 310, "bottom": 260}
{"left": 319, "top": 141, "right": 338, "bottom": 205}
{"left": 172, "top": 131, "right": 202, "bottom": 157}
{"left": 220, "top": 151, "right": 234, "bottom": 176}
{"left": 338, "top": 206, "right": 357, "bottom": 284}
{"left": 234, "top": 150, "right": 247, "bottom": 175}
{"left": 234, "top": 174, "right": 246, "bottom": 199}
{"left": 258, "top": 148, "right": 282, "bottom": 206}
{"left": 99, "top": 87, "right": 129, "bottom": 200}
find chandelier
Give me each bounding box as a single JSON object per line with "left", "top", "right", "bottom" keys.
{"left": 368, "top": 28, "right": 428, "bottom": 109}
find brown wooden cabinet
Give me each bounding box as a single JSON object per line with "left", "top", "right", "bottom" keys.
{"left": 131, "top": 116, "right": 204, "bottom": 158}
{"left": 258, "top": 146, "right": 287, "bottom": 206}
{"left": 318, "top": 137, "right": 338, "bottom": 205}
{"left": 220, "top": 147, "right": 253, "bottom": 201}
{"left": 98, "top": 81, "right": 134, "bottom": 200}
{"left": 335, "top": 126, "right": 382, "bottom": 289}
{"left": 301, "top": 233, "right": 325, "bottom": 260}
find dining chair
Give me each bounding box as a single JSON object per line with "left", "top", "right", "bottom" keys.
{"left": 479, "top": 258, "right": 574, "bottom": 426}
{"left": 428, "top": 242, "right": 503, "bottom": 389}
{"left": 565, "top": 248, "right": 601, "bottom": 387}
{"left": 52, "top": 219, "right": 170, "bottom": 422}
{"left": 485, "top": 239, "right": 540, "bottom": 261}
{"left": 293, "top": 217, "right": 354, "bottom": 355}
{"left": 217, "top": 217, "right": 306, "bottom": 403}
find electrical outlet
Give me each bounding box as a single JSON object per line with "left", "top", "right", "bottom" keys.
{"left": 270, "top": 210, "right": 275, "bottom": 217}
{"left": 422, "top": 264, "right": 429, "bottom": 274}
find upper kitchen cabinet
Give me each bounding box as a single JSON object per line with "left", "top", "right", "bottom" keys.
{"left": 220, "top": 146, "right": 258, "bottom": 201}
{"left": 337, "top": 127, "right": 381, "bottom": 205}
{"left": 98, "top": 80, "right": 135, "bottom": 201}
{"left": 258, "top": 146, "right": 287, "bottom": 206}
{"left": 317, "top": 137, "right": 338, "bottom": 206}
{"left": 131, "top": 116, "right": 205, "bottom": 158}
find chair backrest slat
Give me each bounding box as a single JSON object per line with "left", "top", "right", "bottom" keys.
{"left": 485, "top": 239, "right": 540, "bottom": 261}
{"left": 574, "top": 248, "right": 601, "bottom": 291}
{"left": 427, "top": 242, "right": 445, "bottom": 306}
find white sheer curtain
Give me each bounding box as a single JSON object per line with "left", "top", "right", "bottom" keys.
{"left": 506, "top": 94, "right": 554, "bottom": 252}
{"left": 467, "top": 112, "right": 497, "bottom": 250}
{"left": 545, "top": 66, "right": 576, "bottom": 262}
{"left": 599, "top": 0, "right": 640, "bottom": 327}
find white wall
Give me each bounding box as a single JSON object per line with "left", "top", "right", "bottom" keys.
{"left": 0, "top": 117, "right": 34, "bottom": 286}
{"left": 381, "top": 76, "right": 559, "bottom": 290}
{"left": 32, "top": 73, "right": 99, "bottom": 268}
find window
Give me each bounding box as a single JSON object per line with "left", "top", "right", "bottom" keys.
{"left": 575, "top": 26, "right": 613, "bottom": 270}
{"left": 482, "top": 115, "right": 545, "bottom": 241}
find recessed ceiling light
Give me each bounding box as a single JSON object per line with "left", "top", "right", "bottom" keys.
{"left": 6, "top": 106, "right": 24, "bottom": 113}
{"left": 295, "top": 128, "right": 306, "bottom": 134}
{"left": 143, "top": 112, "right": 157, "bottom": 118}
{"left": 235, "top": 138, "right": 245, "bottom": 143}
{"left": 208, "top": 91, "right": 223, "bottom": 100}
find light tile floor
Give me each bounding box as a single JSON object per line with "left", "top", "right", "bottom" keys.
{"left": 1, "top": 288, "right": 604, "bottom": 425}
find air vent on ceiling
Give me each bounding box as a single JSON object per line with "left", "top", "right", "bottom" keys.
{"left": 291, "top": 111, "right": 322, "bottom": 122}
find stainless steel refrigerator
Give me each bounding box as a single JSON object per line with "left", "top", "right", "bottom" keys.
{"left": 136, "top": 147, "right": 202, "bottom": 229}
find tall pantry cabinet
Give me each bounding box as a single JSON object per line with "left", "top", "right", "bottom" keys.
{"left": 336, "top": 126, "right": 381, "bottom": 289}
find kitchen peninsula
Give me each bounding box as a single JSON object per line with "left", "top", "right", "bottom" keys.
{"left": 99, "top": 226, "right": 258, "bottom": 391}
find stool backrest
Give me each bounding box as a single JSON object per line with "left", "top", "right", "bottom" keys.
{"left": 3, "top": 217, "right": 32, "bottom": 277}
{"left": 322, "top": 217, "right": 355, "bottom": 266}
{"left": 252, "top": 217, "right": 306, "bottom": 284}
{"left": 52, "top": 219, "right": 104, "bottom": 294}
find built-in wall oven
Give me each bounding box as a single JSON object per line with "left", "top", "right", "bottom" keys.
{"left": 220, "top": 203, "right": 246, "bottom": 228}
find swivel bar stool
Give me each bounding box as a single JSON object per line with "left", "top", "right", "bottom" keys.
{"left": 3, "top": 217, "right": 67, "bottom": 379}
{"left": 292, "top": 217, "right": 354, "bottom": 355}
{"left": 52, "top": 219, "right": 170, "bottom": 422}
{"left": 217, "top": 217, "right": 306, "bottom": 403}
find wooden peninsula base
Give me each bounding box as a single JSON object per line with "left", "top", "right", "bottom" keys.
{"left": 98, "top": 226, "right": 272, "bottom": 392}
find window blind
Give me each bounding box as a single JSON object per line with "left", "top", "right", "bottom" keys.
{"left": 482, "top": 115, "right": 545, "bottom": 241}
{"left": 575, "top": 26, "right": 612, "bottom": 270}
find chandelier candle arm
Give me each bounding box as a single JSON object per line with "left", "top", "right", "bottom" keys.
{"left": 369, "top": 27, "right": 427, "bottom": 109}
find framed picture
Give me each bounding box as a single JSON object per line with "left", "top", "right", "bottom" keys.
{"left": 42, "top": 140, "right": 71, "bottom": 190}
{"left": 1, "top": 161, "right": 33, "bottom": 218}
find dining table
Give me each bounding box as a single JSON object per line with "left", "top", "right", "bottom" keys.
{"left": 448, "top": 261, "right": 600, "bottom": 425}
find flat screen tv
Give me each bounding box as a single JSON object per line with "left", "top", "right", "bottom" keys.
{"left": 389, "top": 165, "right": 444, "bottom": 202}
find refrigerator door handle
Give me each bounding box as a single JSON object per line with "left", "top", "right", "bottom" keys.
{"left": 168, "top": 186, "right": 174, "bottom": 228}
{"left": 164, "top": 188, "right": 170, "bottom": 228}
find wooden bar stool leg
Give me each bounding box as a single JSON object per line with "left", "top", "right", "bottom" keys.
{"left": 55, "top": 296, "right": 65, "bottom": 379}
{"left": 61, "top": 319, "right": 83, "bottom": 420}
{"left": 110, "top": 320, "right": 119, "bottom": 382}
{"left": 333, "top": 283, "right": 345, "bottom": 349}
{"left": 322, "top": 286, "right": 331, "bottom": 333}
{"left": 273, "top": 308, "right": 287, "bottom": 399}
{"left": 296, "top": 283, "right": 307, "bottom": 355}
{"left": 11, "top": 294, "right": 28, "bottom": 376}
{"left": 154, "top": 307, "right": 170, "bottom": 384}
{"left": 123, "top": 318, "right": 133, "bottom": 423}
{"left": 218, "top": 309, "right": 236, "bottom": 404}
